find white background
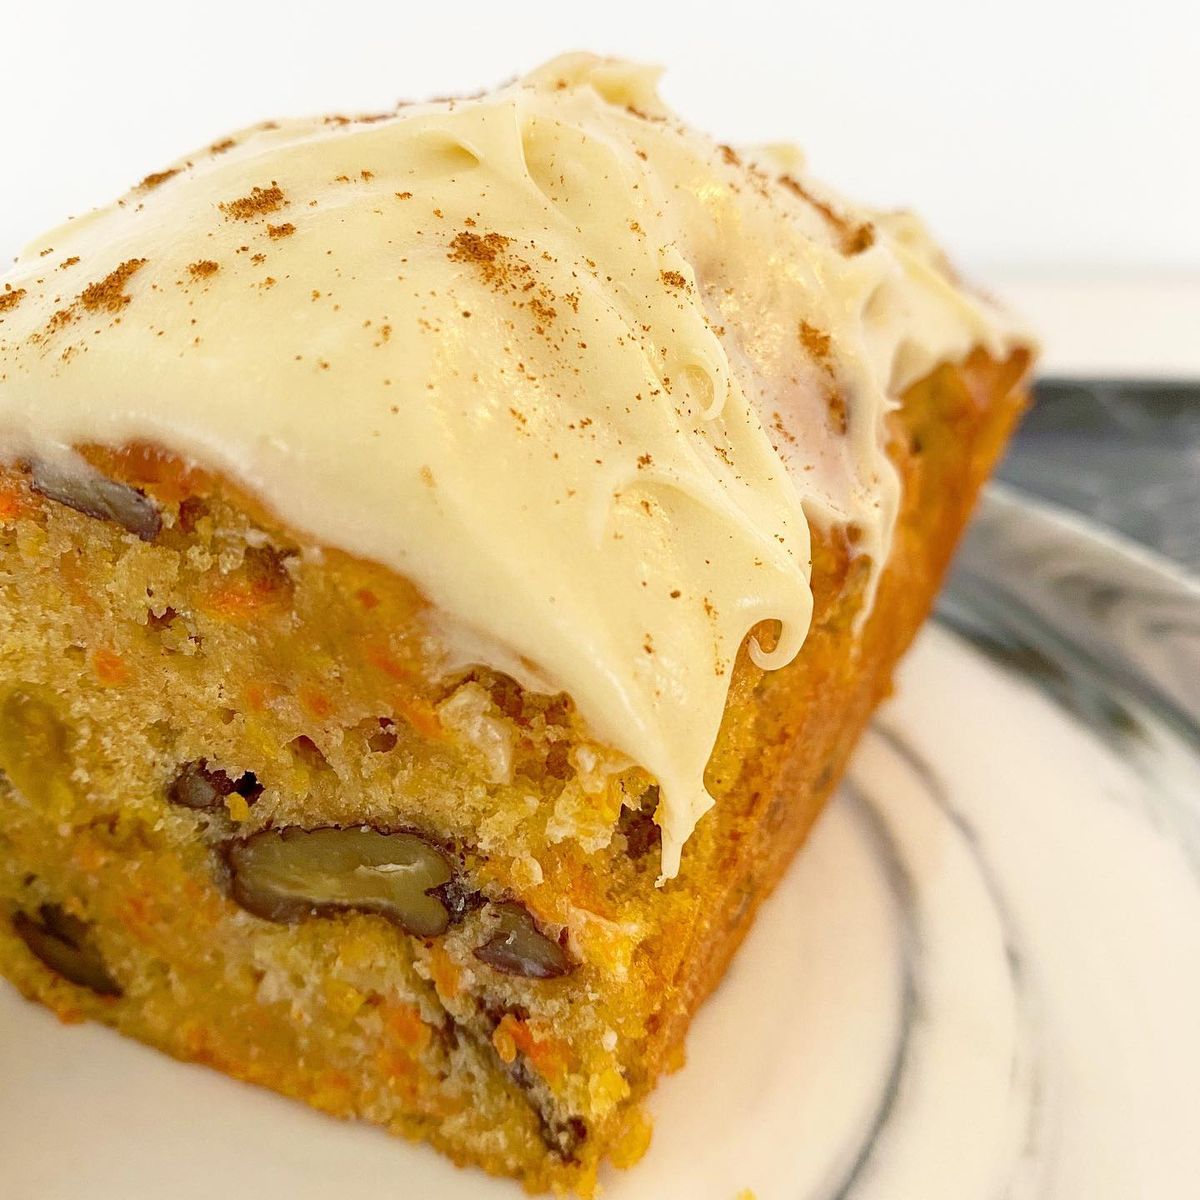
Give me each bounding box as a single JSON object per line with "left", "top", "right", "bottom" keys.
{"left": 5, "top": 0, "right": 1199, "bottom": 371}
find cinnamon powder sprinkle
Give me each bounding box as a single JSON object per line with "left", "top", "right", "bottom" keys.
{"left": 797, "top": 321, "right": 846, "bottom": 432}
{"left": 447, "top": 230, "right": 529, "bottom": 290}
{"left": 660, "top": 270, "right": 689, "bottom": 290}
{"left": 798, "top": 320, "right": 832, "bottom": 364}
{"left": 188, "top": 260, "right": 220, "bottom": 279}
{"left": 59, "top": 256, "right": 80, "bottom": 270}
{"left": 267, "top": 222, "right": 296, "bottom": 239}
{"left": 219, "top": 184, "right": 287, "bottom": 221}
{"left": 449, "top": 230, "right": 511, "bottom": 264}
{"left": 771, "top": 411, "right": 798, "bottom": 446}
{"left": 0, "top": 287, "right": 27, "bottom": 314}
{"left": 209, "top": 138, "right": 237, "bottom": 154}
{"left": 139, "top": 168, "right": 180, "bottom": 190}
{"left": 528, "top": 296, "right": 557, "bottom": 327}
{"left": 827, "top": 390, "right": 849, "bottom": 435}
{"left": 779, "top": 174, "right": 874, "bottom": 256}
{"left": 80, "top": 259, "right": 148, "bottom": 313}
{"left": 844, "top": 223, "right": 876, "bottom": 254}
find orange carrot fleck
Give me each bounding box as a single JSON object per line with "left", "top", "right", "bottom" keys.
{"left": 382, "top": 1002, "right": 432, "bottom": 1051}
{"left": 427, "top": 943, "right": 463, "bottom": 1000}
{"left": 71, "top": 840, "right": 109, "bottom": 874}
{"left": 396, "top": 695, "right": 442, "bottom": 741}
{"left": 495, "top": 1014, "right": 570, "bottom": 1086}
{"left": 492, "top": 1019, "right": 518, "bottom": 1064}
{"left": 116, "top": 892, "right": 157, "bottom": 943}
{"left": 365, "top": 641, "right": 412, "bottom": 681}
{"left": 91, "top": 647, "right": 129, "bottom": 686}
{"left": 202, "top": 572, "right": 288, "bottom": 620}
{"left": 0, "top": 477, "right": 27, "bottom": 521}
{"left": 298, "top": 684, "right": 335, "bottom": 720}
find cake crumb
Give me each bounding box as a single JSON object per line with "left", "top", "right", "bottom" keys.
{"left": 609, "top": 1106, "right": 653, "bottom": 1169}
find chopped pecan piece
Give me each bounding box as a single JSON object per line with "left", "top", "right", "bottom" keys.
{"left": 29, "top": 458, "right": 162, "bottom": 542}
{"left": 474, "top": 902, "right": 574, "bottom": 979}
{"left": 13, "top": 904, "right": 122, "bottom": 997}
{"left": 167, "top": 760, "right": 262, "bottom": 811}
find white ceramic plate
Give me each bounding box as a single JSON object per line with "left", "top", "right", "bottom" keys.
{"left": 4, "top": 487, "right": 1199, "bottom": 1199}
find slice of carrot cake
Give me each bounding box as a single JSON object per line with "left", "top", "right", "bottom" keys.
{"left": 0, "top": 53, "right": 1031, "bottom": 1194}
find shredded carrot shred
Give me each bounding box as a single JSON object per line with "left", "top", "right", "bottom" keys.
{"left": 382, "top": 1001, "right": 432, "bottom": 1051}
{"left": 91, "top": 647, "right": 129, "bottom": 686}
{"left": 298, "top": 684, "right": 336, "bottom": 720}
{"left": 427, "top": 943, "right": 463, "bottom": 1000}
{"left": 494, "top": 1013, "right": 570, "bottom": 1086}
{"left": 365, "top": 640, "right": 412, "bottom": 681}
{"left": 0, "top": 477, "right": 27, "bottom": 521}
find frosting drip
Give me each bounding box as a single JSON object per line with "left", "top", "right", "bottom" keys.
{"left": 0, "top": 54, "right": 1020, "bottom": 874}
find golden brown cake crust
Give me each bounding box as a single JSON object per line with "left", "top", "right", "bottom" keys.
{"left": 0, "top": 345, "right": 1028, "bottom": 1193}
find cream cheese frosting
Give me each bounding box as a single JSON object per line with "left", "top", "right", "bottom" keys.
{"left": 0, "top": 53, "right": 1021, "bottom": 875}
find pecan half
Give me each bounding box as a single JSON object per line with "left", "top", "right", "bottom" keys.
{"left": 225, "top": 826, "right": 454, "bottom": 936}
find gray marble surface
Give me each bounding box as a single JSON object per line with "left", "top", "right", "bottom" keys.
{"left": 997, "top": 379, "right": 1200, "bottom": 574}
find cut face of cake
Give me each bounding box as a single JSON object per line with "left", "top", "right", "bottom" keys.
{"left": 0, "top": 53, "right": 1032, "bottom": 1193}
